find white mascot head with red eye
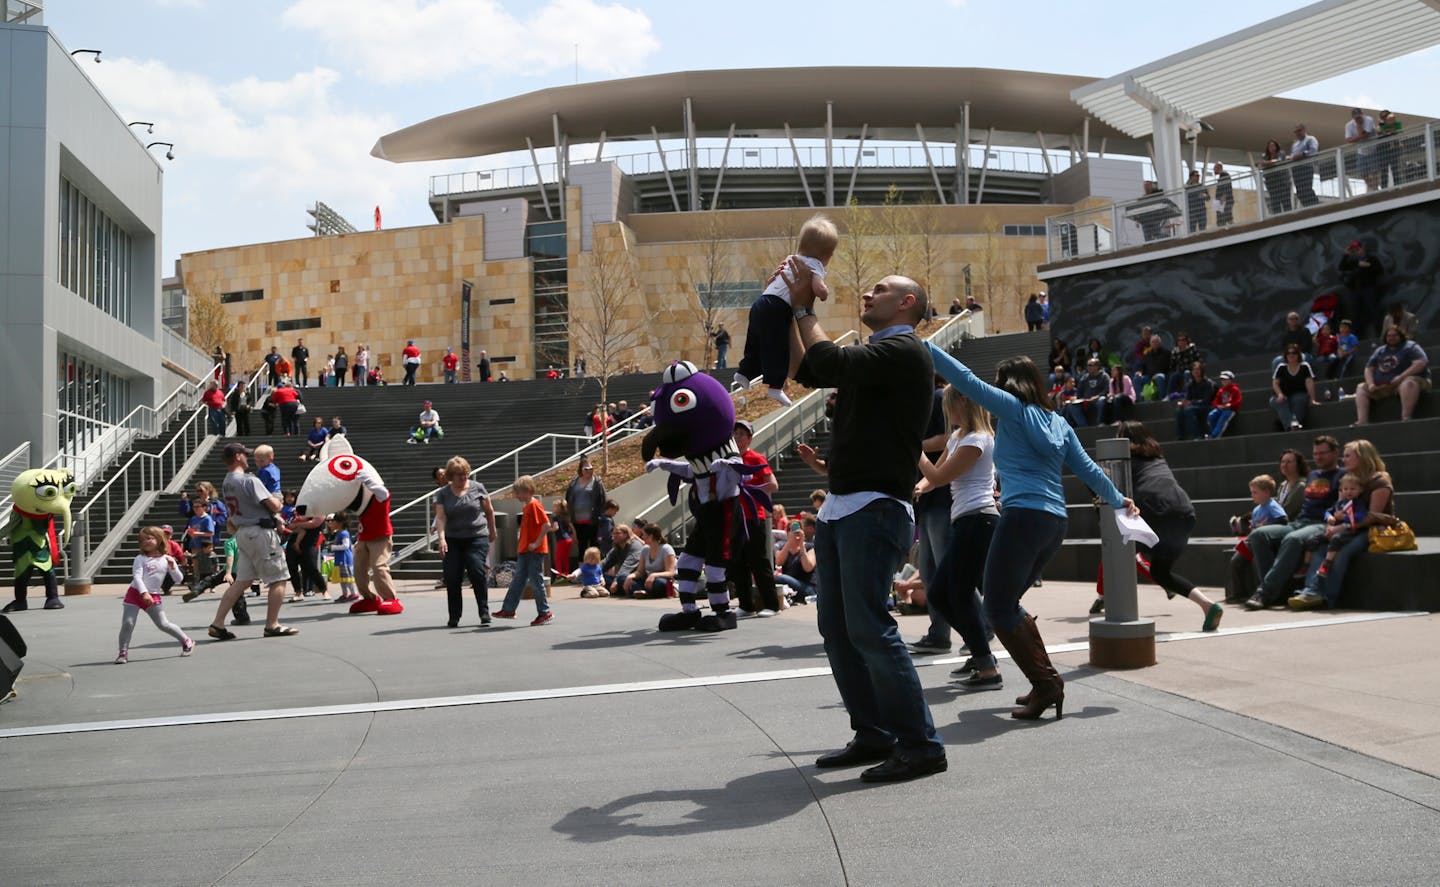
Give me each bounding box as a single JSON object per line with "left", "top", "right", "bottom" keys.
{"left": 296, "top": 434, "right": 381, "bottom": 518}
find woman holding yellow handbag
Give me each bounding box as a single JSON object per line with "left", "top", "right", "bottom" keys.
{"left": 1289, "top": 440, "right": 1397, "bottom": 609}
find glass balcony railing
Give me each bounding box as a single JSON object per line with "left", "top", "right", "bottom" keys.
{"left": 5, "top": 1, "right": 43, "bottom": 25}
{"left": 1044, "top": 121, "right": 1438, "bottom": 264}
{"left": 430, "top": 144, "right": 1078, "bottom": 198}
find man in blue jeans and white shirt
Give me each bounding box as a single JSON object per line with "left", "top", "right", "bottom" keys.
{"left": 787, "top": 261, "right": 946, "bottom": 783}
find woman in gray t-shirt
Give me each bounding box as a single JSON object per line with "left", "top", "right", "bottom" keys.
{"left": 433, "top": 456, "right": 497, "bottom": 627}
{"left": 624, "top": 524, "right": 677, "bottom": 599}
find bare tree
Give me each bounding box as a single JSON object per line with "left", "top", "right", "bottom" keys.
{"left": 974, "top": 216, "right": 1004, "bottom": 334}
{"left": 686, "top": 211, "right": 737, "bottom": 371}
{"left": 909, "top": 199, "right": 949, "bottom": 334}
{"left": 875, "top": 185, "right": 916, "bottom": 278}
{"left": 188, "top": 291, "right": 234, "bottom": 359}
{"left": 570, "top": 224, "right": 647, "bottom": 474}
{"left": 831, "top": 200, "right": 881, "bottom": 333}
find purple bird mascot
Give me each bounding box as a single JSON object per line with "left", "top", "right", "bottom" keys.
{"left": 642, "top": 361, "right": 770, "bottom": 632}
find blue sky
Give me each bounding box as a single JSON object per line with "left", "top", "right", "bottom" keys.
{"left": 44, "top": 0, "right": 1440, "bottom": 269}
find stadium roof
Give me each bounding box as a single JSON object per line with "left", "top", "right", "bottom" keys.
{"left": 370, "top": 66, "right": 1407, "bottom": 164}
{"left": 1072, "top": 0, "right": 1440, "bottom": 138}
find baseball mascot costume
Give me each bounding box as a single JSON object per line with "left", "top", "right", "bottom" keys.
{"left": 642, "top": 361, "right": 769, "bottom": 632}
{"left": 296, "top": 435, "right": 402, "bottom": 615}
{"left": 4, "top": 468, "right": 76, "bottom": 612}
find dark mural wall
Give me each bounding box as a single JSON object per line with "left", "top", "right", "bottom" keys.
{"left": 1048, "top": 198, "right": 1440, "bottom": 361}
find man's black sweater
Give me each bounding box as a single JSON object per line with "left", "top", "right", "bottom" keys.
{"left": 795, "top": 330, "right": 933, "bottom": 503}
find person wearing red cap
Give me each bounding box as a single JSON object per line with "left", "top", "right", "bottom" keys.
{"left": 408, "top": 401, "right": 442, "bottom": 445}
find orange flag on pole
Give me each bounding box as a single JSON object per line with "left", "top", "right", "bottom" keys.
{"left": 374, "top": 205, "right": 382, "bottom": 230}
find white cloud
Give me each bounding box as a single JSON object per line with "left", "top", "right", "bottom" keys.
{"left": 87, "top": 58, "right": 426, "bottom": 257}
{"left": 280, "top": 0, "right": 660, "bottom": 84}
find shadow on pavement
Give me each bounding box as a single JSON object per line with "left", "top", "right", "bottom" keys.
{"left": 728, "top": 643, "right": 828, "bottom": 661}
{"left": 548, "top": 629, "right": 725, "bottom": 651}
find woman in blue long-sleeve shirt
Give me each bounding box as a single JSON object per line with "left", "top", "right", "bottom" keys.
{"left": 929, "top": 343, "right": 1135, "bottom": 720}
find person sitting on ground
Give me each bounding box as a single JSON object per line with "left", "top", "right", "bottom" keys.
{"left": 1312, "top": 322, "right": 1338, "bottom": 380}
{"left": 1288, "top": 440, "right": 1396, "bottom": 610}
{"left": 1128, "top": 325, "right": 1154, "bottom": 373}
{"left": 1075, "top": 337, "right": 1112, "bottom": 370}
{"left": 1174, "top": 362, "right": 1218, "bottom": 441}
{"left": 624, "top": 524, "right": 678, "bottom": 599}
{"left": 300, "top": 416, "right": 328, "bottom": 462}
{"left": 576, "top": 547, "right": 606, "bottom": 598}
{"left": 1056, "top": 377, "right": 1082, "bottom": 425}
{"left": 1353, "top": 326, "right": 1430, "bottom": 425}
{"left": 1225, "top": 449, "right": 1308, "bottom": 603}
{"left": 1047, "top": 339, "right": 1072, "bottom": 378}
{"left": 408, "top": 400, "right": 443, "bottom": 444}
{"left": 1133, "top": 334, "right": 1172, "bottom": 401}
{"left": 599, "top": 525, "right": 645, "bottom": 597}
{"left": 1300, "top": 472, "right": 1368, "bottom": 582}
{"left": 1332, "top": 319, "right": 1361, "bottom": 380}
{"left": 1271, "top": 345, "right": 1319, "bottom": 431}
{"left": 774, "top": 520, "right": 817, "bottom": 604}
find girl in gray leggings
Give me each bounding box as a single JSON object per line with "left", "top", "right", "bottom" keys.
{"left": 116, "top": 527, "right": 194, "bottom": 664}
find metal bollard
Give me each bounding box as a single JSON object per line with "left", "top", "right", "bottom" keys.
{"left": 1088, "top": 437, "right": 1155, "bottom": 668}
{"left": 64, "top": 520, "right": 93, "bottom": 596}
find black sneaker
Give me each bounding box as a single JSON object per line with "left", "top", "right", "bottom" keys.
{"left": 956, "top": 671, "right": 1003, "bottom": 691}
{"left": 1242, "top": 594, "right": 1265, "bottom": 611}
{"left": 908, "top": 637, "right": 951, "bottom": 653}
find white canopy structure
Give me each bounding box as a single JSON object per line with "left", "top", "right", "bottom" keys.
{"left": 1072, "top": 0, "right": 1440, "bottom": 189}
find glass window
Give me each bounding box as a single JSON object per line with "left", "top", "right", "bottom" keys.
{"left": 57, "top": 177, "right": 135, "bottom": 327}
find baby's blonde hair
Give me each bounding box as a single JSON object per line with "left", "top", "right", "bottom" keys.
{"left": 583, "top": 546, "right": 602, "bottom": 564}
{"left": 253, "top": 444, "right": 275, "bottom": 462}
{"left": 798, "top": 215, "right": 840, "bottom": 259}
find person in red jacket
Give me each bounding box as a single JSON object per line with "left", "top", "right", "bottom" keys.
{"left": 201, "top": 380, "right": 227, "bottom": 436}
{"left": 401, "top": 340, "right": 421, "bottom": 386}
{"left": 1207, "top": 370, "right": 1244, "bottom": 438}
{"left": 442, "top": 347, "right": 459, "bottom": 384}
{"left": 268, "top": 381, "right": 302, "bottom": 436}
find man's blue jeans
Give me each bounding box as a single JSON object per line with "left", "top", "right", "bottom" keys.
{"left": 502, "top": 552, "right": 550, "bottom": 614}
{"left": 814, "top": 499, "right": 942, "bottom": 757}
{"left": 715, "top": 345, "right": 728, "bottom": 369}
{"left": 1250, "top": 520, "right": 1324, "bottom": 603}
{"left": 1310, "top": 531, "right": 1369, "bottom": 607}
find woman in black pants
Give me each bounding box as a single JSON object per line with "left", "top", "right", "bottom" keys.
{"left": 1116, "top": 422, "right": 1224, "bottom": 632}
{"left": 930, "top": 346, "right": 1134, "bottom": 720}
{"left": 433, "top": 456, "right": 497, "bottom": 628}
{"left": 285, "top": 512, "right": 328, "bottom": 601}
{"left": 915, "top": 385, "right": 1001, "bottom": 689}
{"left": 565, "top": 458, "right": 606, "bottom": 557}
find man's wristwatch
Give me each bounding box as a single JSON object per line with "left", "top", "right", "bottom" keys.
{"left": 794, "top": 306, "right": 816, "bottom": 321}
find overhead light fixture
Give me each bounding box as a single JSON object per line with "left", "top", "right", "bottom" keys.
{"left": 146, "top": 141, "right": 175, "bottom": 161}
{"left": 129, "top": 121, "right": 155, "bottom": 134}
{"left": 70, "top": 49, "right": 102, "bottom": 63}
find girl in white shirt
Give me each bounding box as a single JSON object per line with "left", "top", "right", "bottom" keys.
{"left": 116, "top": 526, "right": 194, "bottom": 664}
{"left": 916, "top": 385, "right": 1001, "bottom": 690}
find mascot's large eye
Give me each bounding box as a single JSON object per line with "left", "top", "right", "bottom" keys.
{"left": 64, "top": 483, "right": 78, "bottom": 496}
{"left": 669, "top": 388, "right": 697, "bottom": 413}
{"left": 328, "top": 455, "right": 363, "bottom": 481}
{"left": 35, "top": 485, "right": 59, "bottom": 500}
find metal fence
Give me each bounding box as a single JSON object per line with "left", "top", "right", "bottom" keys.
{"left": 1045, "top": 121, "right": 1438, "bottom": 263}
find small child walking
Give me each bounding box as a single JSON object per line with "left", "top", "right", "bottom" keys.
{"left": 577, "top": 547, "right": 607, "bottom": 598}
{"left": 117, "top": 526, "right": 195, "bottom": 663}
{"left": 329, "top": 512, "right": 358, "bottom": 602}
{"left": 735, "top": 214, "right": 838, "bottom": 405}
{"left": 496, "top": 476, "right": 553, "bottom": 625}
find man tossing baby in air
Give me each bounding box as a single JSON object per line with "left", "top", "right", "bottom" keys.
{"left": 735, "top": 214, "right": 838, "bottom": 406}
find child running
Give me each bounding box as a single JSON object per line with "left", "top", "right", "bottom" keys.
{"left": 735, "top": 214, "right": 837, "bottom": 405}
{"left": 117, "top": 526, "right": 195, "bottom": 664}
{"left": 495, "top": 476, "right": 553, "bottom": 625}
{"left": 329, "top": 511, "right": 357, "bottom": 602}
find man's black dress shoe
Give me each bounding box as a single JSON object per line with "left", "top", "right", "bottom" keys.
{"left": 860, "top": 753, "right": 948, "bottom": 783}
{"left": 815, "top": 740, "right": 894, "bottom": 769}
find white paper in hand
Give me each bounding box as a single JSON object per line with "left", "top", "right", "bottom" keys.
{"left": 1113, "top": 509, "right": 1159, "bottom": 548}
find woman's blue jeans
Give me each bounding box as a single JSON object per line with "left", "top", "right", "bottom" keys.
{"left": 925, "top": 512, "right": 998, "bottom": 670}
{"left": 1272, "top": 392, "right": 1310, "bottom": 427}
{"left": 502, "top": 552, "right": 549, "bottom": 614}
{"left": 983, "top": 507, "right": 1068, "bottom": 632}
{"left": 814, "top": 499, "right": 941, "bottom": 757}
{"left": 775, "top": 573, "right": 816, "bottom": 602}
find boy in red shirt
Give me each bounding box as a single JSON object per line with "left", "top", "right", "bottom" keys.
{"left": 1207, "top": 370, "right": 1244, "bottom": 438}
{"left": 495, "top": 475, "right": 553, "bottom": 625}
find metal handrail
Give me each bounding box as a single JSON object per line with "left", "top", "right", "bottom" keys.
{"left": 70, "top": 405, "right": 209, "bottom": 575}
{"left": 1045, "top": 121, "right": 1437, "bottom": 263}
{"left": 0, "top": 441, "right": 32, "bottom": 512}
{"left": 431, "top": 143, "right": 1078, "bottom": 197}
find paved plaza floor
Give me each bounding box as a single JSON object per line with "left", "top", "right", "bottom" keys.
{"left": 3, "top": 580, "right": 1438, "bottom": 885}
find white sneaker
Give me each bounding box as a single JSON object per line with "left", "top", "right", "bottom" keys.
{"left": 756, "top": 609, "right": 777, "bottom": 617}
{"left": 735, "top": 608, "right": 754, "bottom": 618}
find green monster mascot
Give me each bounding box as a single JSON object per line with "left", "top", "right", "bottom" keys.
{"left": 4, "top": 468, "right": 76, "bottom": 612}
